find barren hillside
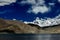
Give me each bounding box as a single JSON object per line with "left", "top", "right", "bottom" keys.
{"left": 0, "top": 18, "right": 60, "bottom": 34}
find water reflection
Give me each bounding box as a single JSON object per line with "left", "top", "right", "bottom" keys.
{"left": 0, "top": 34, "right": 60, "bottom": 40}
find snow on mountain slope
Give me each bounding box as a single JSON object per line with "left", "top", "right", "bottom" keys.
{"left": 24, "top": 14, "right": 60, "bottom": 27}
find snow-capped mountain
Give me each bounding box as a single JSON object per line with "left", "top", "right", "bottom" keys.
{"left": 24, "top": 15, "right": 60, "bottom": 27}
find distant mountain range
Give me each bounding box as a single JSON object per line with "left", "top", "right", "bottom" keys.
{"left": 0, "top": 18, "right": 60, "bottom": 34}
{"left": 24, "top": 16, "right": 60, "bottom": 27}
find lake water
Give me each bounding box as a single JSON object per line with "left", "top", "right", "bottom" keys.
{"left": 0, "top": 34, "right": 60, "bottom": 40}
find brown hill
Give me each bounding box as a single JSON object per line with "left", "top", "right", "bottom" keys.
{"left": 0, "top": 18, "right": 60, "bottom": 34}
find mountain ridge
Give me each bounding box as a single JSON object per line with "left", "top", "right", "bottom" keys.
{"left": 0, "top": 18, "right": 60, "bottom": 34}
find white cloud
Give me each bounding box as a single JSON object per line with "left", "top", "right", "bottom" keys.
{"left": 30, "top": 6, "right": 50, "bottom": 14}
{"left": 21, "top": 0, "right": 51, "bottom": 14}
{"left": 21, "top": 0, "right": 45, "bottom": 5}
{"left": 13, "top": 18, "right": 16, "bottom": 20}
{"left": 48, "top": 3, "right": 55, "bottom": 6}
{"left": 0, "top": 0, "right": 16, "bottom": 6}
{"left": 58, "top": 0, "right": 60, "bottom": 3}
{"left": 24, "top": 14, "right": 60, "bottom": 27}
{"left": 20, "top": 0, "right": 36, "bottom": 5}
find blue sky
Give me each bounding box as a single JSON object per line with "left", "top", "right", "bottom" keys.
{"left": 0, "top": 0, "right": 60, "bottom": 22}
